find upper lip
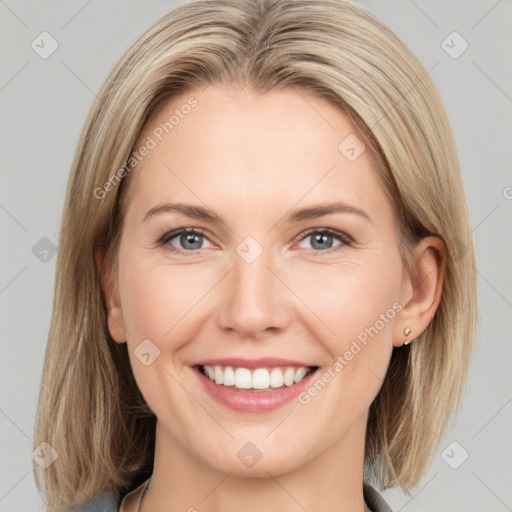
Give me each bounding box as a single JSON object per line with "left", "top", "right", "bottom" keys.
{"left": 193, "top": 357, "right": 317, "bottom": 369}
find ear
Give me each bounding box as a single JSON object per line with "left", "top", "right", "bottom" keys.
{"left": 393, "top": 236, "right": 446, "bottom": 347}
{"left": 95, "top": 245, "right": 127, "bottom": 344}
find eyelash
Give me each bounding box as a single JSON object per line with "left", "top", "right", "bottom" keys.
{"left": 157, "top": 227, "right": 353, "bottom": 257}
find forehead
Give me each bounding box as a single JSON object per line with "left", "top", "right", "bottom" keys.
{"left": 124, "top": 84, "right": 392, "bottom": 225}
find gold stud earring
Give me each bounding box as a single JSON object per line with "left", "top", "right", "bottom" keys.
{"left": 403, "top": 327, "right": 413, "bottom": 346}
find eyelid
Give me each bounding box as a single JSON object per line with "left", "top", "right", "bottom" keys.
{"left": 297, "top": 227, "right": 353, "bottom": 245}
{"left": 157, "top": 227, "right": 214, "bottom": 255}
{"left": 292, "top": 227, "right": 353, "bottom": 255}
{"left": 157, "top": 226, "right": 354, "bottom": 255}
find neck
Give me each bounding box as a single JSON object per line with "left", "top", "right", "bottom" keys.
{"left": 142, "top": 416, "right": 370, "bottom": 512}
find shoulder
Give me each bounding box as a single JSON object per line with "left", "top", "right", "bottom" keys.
{"left": 68, "top": 489, "right": 120, "bottom": 512}
{"left": 363, "top": 481, "right": 394, "bottom": 512}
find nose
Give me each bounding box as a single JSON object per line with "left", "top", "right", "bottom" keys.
{"left": 216, "top": 246, "right": 292, "bottom": 338}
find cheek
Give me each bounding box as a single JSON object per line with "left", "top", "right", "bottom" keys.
{"left": 118, "top": 252, "right": 219, "bottom": 348}
{"left": 291, "top": 256, "right": 401, "bottom": 395}
{"left": 291, "top": 255, "right": 401, "bottom": 341}
{"left": 119, "top": 271, "right": 165, "bottom": 338}
{"left": 117, "top": 256, "right": 209, "bottom": 405}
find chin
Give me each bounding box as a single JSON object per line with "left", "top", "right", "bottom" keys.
{"left": 196, "top": 437, "right": 311, "bottom": 478}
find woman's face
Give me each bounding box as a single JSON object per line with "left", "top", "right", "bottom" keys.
{"left": 105, "top": 84, "right": 413, "bottom": 476}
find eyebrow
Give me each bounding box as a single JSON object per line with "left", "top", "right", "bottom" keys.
{"left": 143, "top": 201, "right": 371, "bottom": 224}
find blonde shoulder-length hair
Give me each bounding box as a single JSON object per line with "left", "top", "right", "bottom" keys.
{"left": 33, "top": 0, "right": 477, "bottom": 509}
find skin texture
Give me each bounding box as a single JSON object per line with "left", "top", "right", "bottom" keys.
{"left": 97, "top": 84, "right": 445, "bottom": 512}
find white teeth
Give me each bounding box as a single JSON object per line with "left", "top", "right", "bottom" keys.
{"left": 214, "top": 366, "right": 223, "bottom": 385}
{"left": 269, "top": 368, "right": 284, "bottom": 388}
{"left": 294, "top": 367, "right": 309, "bottom": 383}
{"left": 201, "top": 365, "right": 313, "bottom": 390}
{"left": 252, "top": 368, "right": 270, "bottom": 389}
{"left": 234, "top": 368, "right": 252, "bottom": 389}
{"left": 223, "top": 366, "right": 235, "bottom": 386}
{"left": 283, "top": 367, "right": 295, "bottom": 386}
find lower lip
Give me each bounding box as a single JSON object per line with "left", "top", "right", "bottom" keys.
{"left": 193, "top": 366, "right": 318, "bottom": 413}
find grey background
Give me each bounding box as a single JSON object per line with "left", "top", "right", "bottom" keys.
{"left": 1, "top": 1, "right": 511, "bottom": 511}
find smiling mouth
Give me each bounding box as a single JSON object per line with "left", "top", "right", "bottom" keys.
{"left": 196, "top": 364, "right": 318, "bottom": 391}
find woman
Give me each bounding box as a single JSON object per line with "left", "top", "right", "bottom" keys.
{"left": 32, "top": 0, "right": 477, "bottom": 511}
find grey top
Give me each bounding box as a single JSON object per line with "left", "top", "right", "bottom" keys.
{"left": 70, "top": 481, "right": 393, "bottom": 512}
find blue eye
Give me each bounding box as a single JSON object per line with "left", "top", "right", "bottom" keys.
{"left": 159, "top": 228, "right": 212, "bottom": 254}
{"left": 297, "top": 229, "right": 352, "bottom": 254}
{"left": 158, "top": 227, "right": 352, "bottom": 256}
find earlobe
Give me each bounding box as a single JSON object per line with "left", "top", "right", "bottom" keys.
{"left": 95, "top": 245, "right": 127, "bottom": 344}
{"left": 393, "top": 236, "right": 446, "bottom": 347}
